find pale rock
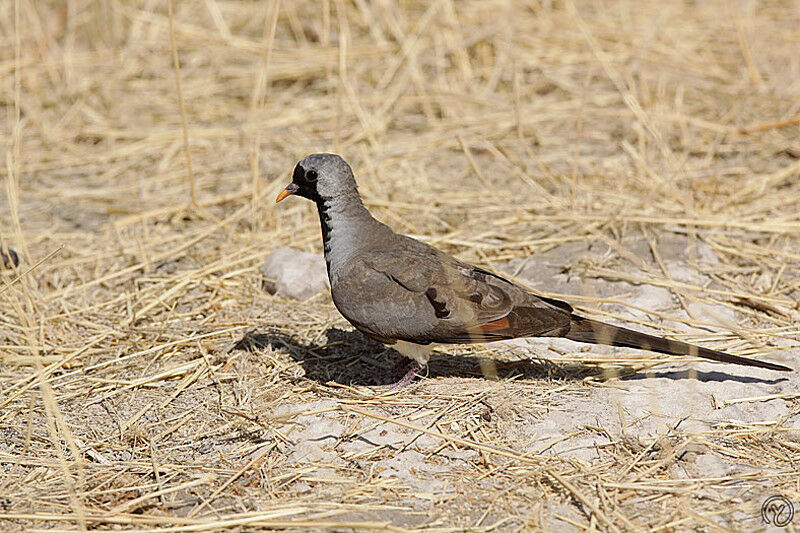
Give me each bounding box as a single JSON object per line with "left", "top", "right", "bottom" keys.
{"left": 375, "top": 450, "right": 450, "bottom": 494}
{"left": 261, "top": 247, "right": 329, "bottom": 301}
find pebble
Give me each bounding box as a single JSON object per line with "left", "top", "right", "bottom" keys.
{"left": 261, "top": 247, "right": 329, "bottom": 301}
{"left": 1, "top": 248, "right": 19, "bottom": 269}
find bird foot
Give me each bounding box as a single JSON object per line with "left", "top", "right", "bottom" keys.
{"left": 378, "top": 359, "right": 424, "bottom": 389}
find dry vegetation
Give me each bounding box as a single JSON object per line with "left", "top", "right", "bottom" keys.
{"left": 1, "top": 0, "right": 800, "bottom": 531}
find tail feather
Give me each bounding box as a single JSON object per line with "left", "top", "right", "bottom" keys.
{"left": 565, "top": 316, "right": 791, "bottom": 372}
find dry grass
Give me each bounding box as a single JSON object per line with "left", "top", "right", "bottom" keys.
{"left": 1, "top": 0, "right": 799, "bottom": 531}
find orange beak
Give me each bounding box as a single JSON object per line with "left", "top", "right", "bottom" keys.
{"left": 275, "top": 183, "right": 299, "bottom": 203}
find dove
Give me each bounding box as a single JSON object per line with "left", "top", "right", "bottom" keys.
{"left": 276, "top": 153, "right": 791, "bottom": 386}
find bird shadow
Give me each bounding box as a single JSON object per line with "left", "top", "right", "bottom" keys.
{"left": 622, "top": 369, "right": 788, "bottom": 384}
{"left": 230, "top": 328, "right": 788, "bottom": 386}
{"left": 230, "top": 328, "right": 597, "bottom": 386}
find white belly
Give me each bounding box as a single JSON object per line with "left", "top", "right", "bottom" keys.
{"left": 392, "top": 340, "right": 435, "bottom": 365}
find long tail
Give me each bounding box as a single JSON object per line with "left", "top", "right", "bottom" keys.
{"left": 564, "top": 315, "right": 791, "bottom": 372}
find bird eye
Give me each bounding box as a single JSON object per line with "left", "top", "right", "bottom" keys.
{"left": 306, "top": 169, "right": 318, "bottom": 182}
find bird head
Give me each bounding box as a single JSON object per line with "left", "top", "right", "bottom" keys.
{"left": 276, "top": 153, "right": 357, "bottom": 204}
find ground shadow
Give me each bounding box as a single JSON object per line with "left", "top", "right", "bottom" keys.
{"left": 231, "top": 328, "right": 786, "bottom": 386}
{"left": 623, "top": 369, "right": 788, "bottom": 384}
{"left": 231, "top": 327, "right": 598, "bottom": 386}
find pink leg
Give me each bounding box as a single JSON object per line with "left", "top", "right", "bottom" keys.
{"left": 379, "top": 359, "right": 425, "bottom": 389}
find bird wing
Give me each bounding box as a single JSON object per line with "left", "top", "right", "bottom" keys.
{"left": 332, "top": 242, "right": 572, "bottom": 344}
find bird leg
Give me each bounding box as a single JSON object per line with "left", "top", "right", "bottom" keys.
{"left": 391, "top": 360, "right": 425, "bottom": 389}
{"left": 379, "top": 358, "right": 424, "bottom": 389}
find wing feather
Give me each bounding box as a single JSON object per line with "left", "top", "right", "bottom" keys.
{"left": 331, "top": 243, "right": 572, "bottom": 344}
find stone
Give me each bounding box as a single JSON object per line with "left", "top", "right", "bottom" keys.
{"left": 261, "top": 247, "right": 329, "bottom": 301}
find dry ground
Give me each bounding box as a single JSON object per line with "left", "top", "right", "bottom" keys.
{"left": 1, "top": 1, "right": 800, "bottom": 531}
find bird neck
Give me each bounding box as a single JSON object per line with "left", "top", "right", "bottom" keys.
{"left": 316, "top": 193, "right": 380, "bottom": 281}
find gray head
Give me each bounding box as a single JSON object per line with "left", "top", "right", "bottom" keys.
{"left": 276, "top": 153, "right": 359, "bottom": 205}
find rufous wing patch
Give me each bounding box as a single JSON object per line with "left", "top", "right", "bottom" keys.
{"left": 472, "top": 316, "right": 510, "bottom": 332}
